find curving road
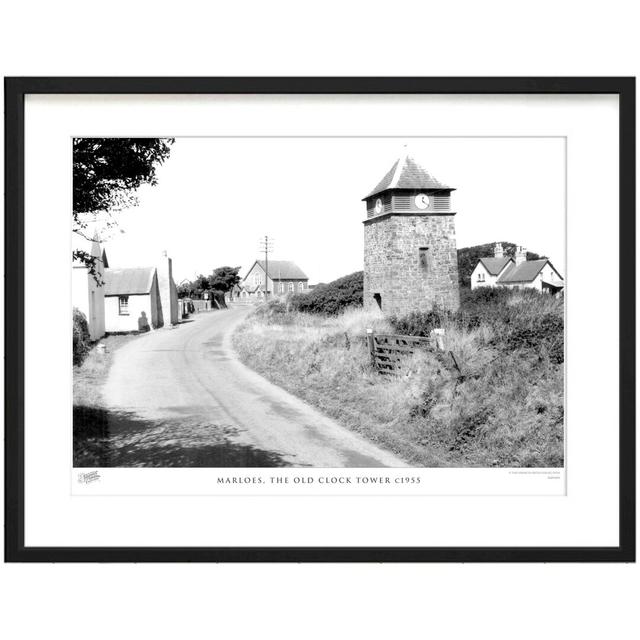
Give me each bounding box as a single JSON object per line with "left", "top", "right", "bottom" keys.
{"left": 98, "top": 306, "right": 406, "bottom": 467}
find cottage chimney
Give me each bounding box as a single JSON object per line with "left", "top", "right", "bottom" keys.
{"left": 157, "top": 251, "right": 178, "bottom": 326}
{"left": 494, "top": 242, "right": 504, "bottom": 258}
{"left": 515, "top": 245, "right": 527, "bottom": 265}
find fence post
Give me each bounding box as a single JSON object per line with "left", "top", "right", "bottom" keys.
{"left": 366, "top": 328, "right": 376, "bottom": 368}
{"left": 433, "top": 328, "right": 445, "bottom": 350}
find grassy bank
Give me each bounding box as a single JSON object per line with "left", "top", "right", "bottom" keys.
{"left": 74, "top": 334, "right": 136, "bottom": 407}
{"left": 232, "top": 290, "right": 564, "bottom": 467}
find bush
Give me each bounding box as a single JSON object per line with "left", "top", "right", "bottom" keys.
{"left": 388, "top": 309, "right": 448, "bottom": 337}
{"left": 497, "top": 312, "right": 564, "bottom": 364}
{"left": 290, "top": 271, "right": 363, "bottom": 315}
{"left": 253, "top": 297, "right": 296, "bottom": 324}
{"left": 390, "top": 287, "right": 564, "bottom": 363}
{"left": 73, "top": 308, "right": 91, "bottom": 366}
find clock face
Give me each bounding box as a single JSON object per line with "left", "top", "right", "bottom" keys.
{"left": 374, "top": 198, "right": 383, "bottom": 214}
{"left": 415, "top": 193, "right": 430, "bottom": 210}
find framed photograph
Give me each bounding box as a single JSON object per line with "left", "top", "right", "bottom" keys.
{"left": 4, "top": 77, "right": 635, "bottom": 562}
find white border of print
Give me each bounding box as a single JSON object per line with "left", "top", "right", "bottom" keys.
{"left": 24, "top": 94, "right": 617, "bottom": 548}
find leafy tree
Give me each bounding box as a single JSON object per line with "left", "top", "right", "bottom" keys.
{"left": 209, "top": 266, "right": 242, "bottom": 292}
{"left": 195, "top": 274, "right": 211, "bottom": 294}
{"left": 73, "top": 138, "right": 174, "bottom": 275}
{"left": 177, "top": 281, "right": 195, "bottom": 299}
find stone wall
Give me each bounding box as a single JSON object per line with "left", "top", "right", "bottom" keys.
{"left": 363, "top": 214, "right": 460, "bottom": 316}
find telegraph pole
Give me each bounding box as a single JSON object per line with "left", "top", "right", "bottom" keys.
{"left": 258, "top": 235, "right": 274, "bottom": 299}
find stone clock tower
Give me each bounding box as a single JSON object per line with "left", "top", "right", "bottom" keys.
{"left": 363, "top": 151, "right": 460, "bottom": 316}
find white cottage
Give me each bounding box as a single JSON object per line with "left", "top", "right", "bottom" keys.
{"left": 471, "top": 243, "right": 564, "bottom": 294}
{"left": 73, "top": 235, "right": 179, "bottom": 338}
{"left": 103, "top": 267, "right": 162, "bottom": 332}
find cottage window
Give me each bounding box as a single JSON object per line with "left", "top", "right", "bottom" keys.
{"left": 254, "top": 273, "right": 262, "bottom": 285}
{"left": 118, "top": 296, "right": 129, "bottom": 315}
{"left": 288, "top": 282, "right": 294, "bottom": 292}
{"left": 279, "top": 282, "right": 285, "bottom": 293}
{"left": 298, "top": 282, "right": 304, "bottom": 292}
{"left": 478, "top": 272, "right": 485, "bottom": 282}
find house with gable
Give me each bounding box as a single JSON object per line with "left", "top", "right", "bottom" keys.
{"left": 73, "top": 235, "right": 179, "bottom": 338}
{"left": 103, "top": 267, "right": 162, "bottom": 332}
{"left": 242, "top": 259, "right": 309, "bottom": 297}
{"left": 471, "top": 243, "right": 564, "bottom": 294}
{"left": 470, "top": 243, "right": 514, "bottom": 289}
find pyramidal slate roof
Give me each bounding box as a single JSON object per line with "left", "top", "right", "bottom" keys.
{"left": 479, "top": 256, "right": 513, "bottom": 276}
{"left": 364, "top": 152, "right": 452, "bottom": 199}
{"left": 104, "top": 267, "right": 156, "bottom": 295}
{"left": 254, "top": 260, "right": 308, "bottom": 280}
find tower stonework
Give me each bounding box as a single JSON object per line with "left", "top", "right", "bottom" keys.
{"left": 363, "top": 153, "right": 460, "bottom": 316}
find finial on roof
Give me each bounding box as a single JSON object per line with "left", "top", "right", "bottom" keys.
{"left": 363, "top": 148, "right": 452, "bottom": 199}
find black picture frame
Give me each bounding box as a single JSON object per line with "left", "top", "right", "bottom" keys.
{"left": 4, "top": 77, "right": 635, "bottom": 563}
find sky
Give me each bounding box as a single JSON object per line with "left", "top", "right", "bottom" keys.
{"left": 84, "top": 137, "right": 566, "bottom": 284}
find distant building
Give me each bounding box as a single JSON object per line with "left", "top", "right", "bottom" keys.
{"left": 471, "top": 243, "right": 564, "bottom": 294}
{"left": 242, "top": 260, "right": 309, "bottom": 297}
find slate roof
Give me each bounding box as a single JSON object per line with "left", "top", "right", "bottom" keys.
{"left": 104, "top": 267, "right": 155, "bottom": 295}
{"left": 496, "top": 260, "right": 551, "bottom": 284}
{"left": 479, "top": 256, "right": 513, "bottom": 276}
{"left": 252, "top": 260, "right": 308, "bottom": 280}
{"left": 364, "top": 152, "right": 452, "bottom": 199}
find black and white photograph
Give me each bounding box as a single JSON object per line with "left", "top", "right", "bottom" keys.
{"left": 2, "top": 0, "right": 638, "bottom": 634}
{"left": 72, "top": 136, "right": 565, "bottom": 470}
{"left": 4, "top": 74, "right": 634, "bottom": 568}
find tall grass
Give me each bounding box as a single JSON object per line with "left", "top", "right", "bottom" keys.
{"left": 233, "top": 289, "right": 564, "bottom": 467}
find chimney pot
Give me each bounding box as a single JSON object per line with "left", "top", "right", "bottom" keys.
{"left": 515, "top": 245, "right": 527, "bottom": 265}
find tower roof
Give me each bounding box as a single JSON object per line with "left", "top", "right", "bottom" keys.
{"left": 363, "top": 152, "right": 453, "bottom": 199}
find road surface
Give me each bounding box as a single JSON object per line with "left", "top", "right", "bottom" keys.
{"left": 94, "top": 307, "right": 406, "bottom": 467}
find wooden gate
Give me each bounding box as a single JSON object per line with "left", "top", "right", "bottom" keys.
{"left": 366, "top": 329, "right": 438, "bottom": 373}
